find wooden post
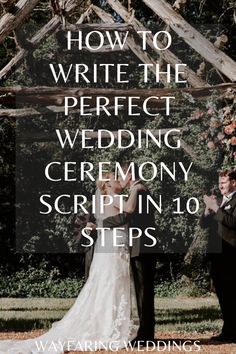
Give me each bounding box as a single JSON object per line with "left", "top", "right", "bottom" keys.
{"left": 142, "top": 0, "right": 236, "bottom": 81}
{"left": 0, "top": 83, "right": 235, "bottom": 105}
{"left": 105, "top": 0, "right": 207, "bottom": 87}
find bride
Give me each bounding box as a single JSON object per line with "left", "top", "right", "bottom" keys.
{"left": 0, "top": 173, "right": 141, "bottom": 353}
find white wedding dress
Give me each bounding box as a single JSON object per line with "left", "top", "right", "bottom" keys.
{"left": 0, "top": 202, "right": 139, "bottom": 353}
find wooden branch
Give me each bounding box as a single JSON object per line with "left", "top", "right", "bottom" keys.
{"left": 0, "top": 83, "right": 235, "bottom": 106}
{"left": 66, "top": 23, "right": 133, "bottom": 32}
{"left": 76, "top": 4, "right": 93, "bottom": 24}
{"left": 0, "top": 107, "right": 40, "bottom": 117}
{"left": 32, "top": 2, "right": 92, "bottom": 46}
{"left": 0, "top": 105, "right": 117, "bottom": 117}
{"left": 0, "top": 50, "right": 24, "bottom": 81}
{"left": 0, "top": 105, "right": 191, "bottom": 118}
{"left": 80, "top": 44, "right": 129, "bottom": 52}
{"left": 0, "top": 0, "right": 83, "bottom": 82}
{"left": 1, "top": 83, "right": 234, "bottom": 96}
{"left": 142, "top": 0, "right": 236, "bottom": 81}
{"left": 0, "top": 0, "right": 41, "bottom": 44}
{"left": 50, "top": 0, "right": 61, "bottom": 16}
{"left": 17, "top": 128, "right": 186, "bottom": 143}
{"left": 104, "top": 1, "right": 207, "bottom": 87}
{"left": 92, "top": 5, "right": 168, "bottom": 86}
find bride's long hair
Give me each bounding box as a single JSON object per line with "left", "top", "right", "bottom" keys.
{"left": 96, "top": 172, "right": 113, "bottom": 195}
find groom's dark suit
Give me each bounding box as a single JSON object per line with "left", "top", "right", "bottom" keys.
{"left": 103, "top": 183, "right": 157, "bottom": 341}
{"left": 200, "top": 193, "right": 236, "bottom": 340}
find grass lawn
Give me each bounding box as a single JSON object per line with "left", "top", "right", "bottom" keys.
{"left": 0, "top": 296, "right": 222, "bottom": 333}
{"left": 1, "top": 297, "right": 236, "bottom": 354}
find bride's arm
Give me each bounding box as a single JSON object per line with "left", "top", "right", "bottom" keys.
{"left": 113, "top": 184, "right": 146, "bottom": 213}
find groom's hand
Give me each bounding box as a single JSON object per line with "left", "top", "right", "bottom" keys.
{"left": 203, "top": 195, "right": 219, "bottom": 213}
{"left": 132, "top": 183, "right": 146, "bottom": 192}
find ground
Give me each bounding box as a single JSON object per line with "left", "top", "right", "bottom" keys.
{"left": 1, "top": 330, "right": 236, "bottom": 354}
{"left": 0, "top": 297, "right": 236, "bottom": 353}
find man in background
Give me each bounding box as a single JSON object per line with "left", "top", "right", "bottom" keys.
{"left": 201, "top": 168, "right": 236, "bottom": 343}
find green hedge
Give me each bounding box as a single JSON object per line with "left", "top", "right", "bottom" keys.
{"left": 0, "top": 268, "right": 210, "bottom": 298}
{"left": 0, "top": 266, "right": 84, "bottom": 298}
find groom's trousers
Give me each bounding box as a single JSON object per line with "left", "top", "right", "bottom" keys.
{"left": 131, "top": 255, "right": 156, "bottom": 341}
{"left": 210, "top": 251, "right": 236, "bottom": 339}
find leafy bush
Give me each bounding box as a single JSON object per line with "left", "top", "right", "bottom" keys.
{"left": 155, "top": 278, "right": 211, "bottom": 298}
{"left": 0, "top": 265, "right": 212, "bottom": 298}
{"left": 1, "top": 0, "right": 235, "bottom": 289}
{"left": 0, "top": 266, "right": 84, "bottom": 298}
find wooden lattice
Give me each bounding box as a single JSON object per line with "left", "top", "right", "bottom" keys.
{"left": 0, "top": 0, "right": 236, "bottom": 156}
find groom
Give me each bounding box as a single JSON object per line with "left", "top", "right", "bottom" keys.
{"left": 103, "top": 161, "right": 157, "bottom": 343}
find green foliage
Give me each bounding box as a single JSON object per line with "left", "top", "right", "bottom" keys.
{"left": 0, "top": 268, "right": 211, "bottom": 298}
{"left": 0, "top": 265, "right": 84, "bottom": 298}
{"left": 1, "top": 0, "right": 235, "bottom": 291}
{"left": 155, "top": 279, "right": 211, "bottom": 298}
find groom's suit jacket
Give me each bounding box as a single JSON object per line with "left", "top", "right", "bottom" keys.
{"left": 103, "top": 184, "right": 157, "bottom": 258}
{"left": 200, "top": 193, "right": 236, "bottom": 263}
{"left": 216, "top": 193, "right": 236, "bottom": 248}
{"left": 200, "top": 193, "right": 236, "bottom": 339}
